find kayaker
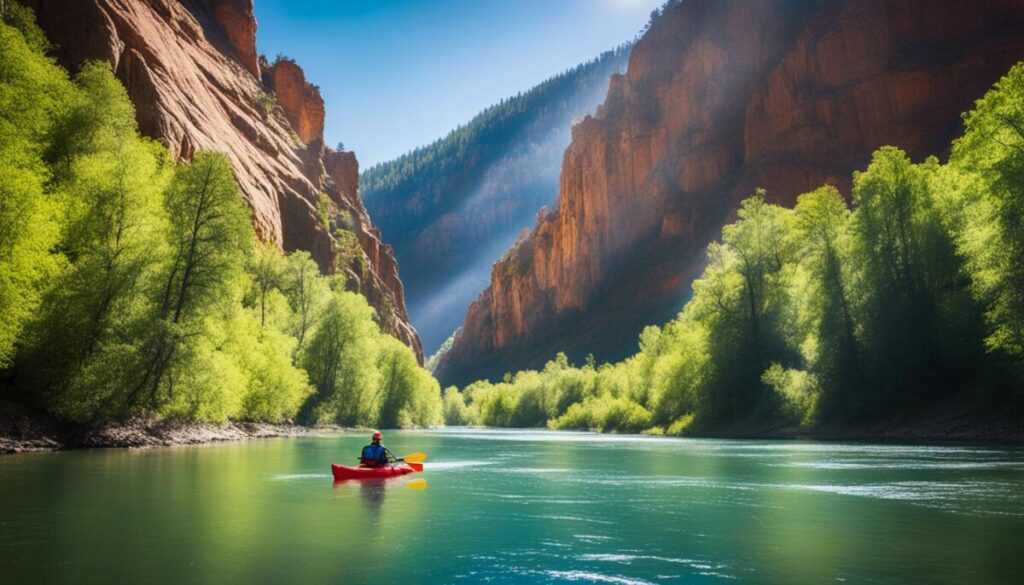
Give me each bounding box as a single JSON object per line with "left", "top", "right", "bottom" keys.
{"left": 359, "top": 431, "right": 392, "bottom": 467}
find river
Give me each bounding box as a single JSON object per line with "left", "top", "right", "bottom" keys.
{"left": 1, "top": 429, "right": 1022, "bottom": 584}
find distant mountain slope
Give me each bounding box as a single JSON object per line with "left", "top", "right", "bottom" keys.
{"left": 362, "top": 45, "right": 631, "bottom": 353}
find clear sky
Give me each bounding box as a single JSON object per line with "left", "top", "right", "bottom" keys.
{"left": 253, "top": 0, "right": 662, "bottom": 167}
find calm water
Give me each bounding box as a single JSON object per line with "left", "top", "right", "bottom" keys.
{"left": 1, "top": 429, "right": 1022, "bottom": 584}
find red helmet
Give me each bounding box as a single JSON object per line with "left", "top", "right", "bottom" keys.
{"left": 372, "top": 431, "right": 382, "bottom": 441}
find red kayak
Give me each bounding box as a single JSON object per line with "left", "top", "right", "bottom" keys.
{"left": 331, "top": 463, "right": 420, "bottom": 481}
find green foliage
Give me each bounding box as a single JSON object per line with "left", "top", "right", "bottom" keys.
{"left": 301, "top": 290, "right": 441, "bottom": 427}
{"left": 549, "top": 395, "right": 652, "bottom": 433}
{"left": 689, "top": 192, "right": 798, "bottom": 421}
{"left": 0, "top": 8, "right": 441, "bottom": 428}
{"left": 314, "top": 192, "right": 332, "bottom": 230}
{"left": 762, "top": 364, "right": 818, "bottom": 426}
{"left": 1, "top": 1, "right": 49, "bottom": 53}
{"left": 332, "top": 227, "right": 367, "bottom": 277}
{"left": 255, "top": 90, "right": 276, "bottom": 119}
{"left": 442, "top": 386, "right": 471, "bottom": 425}
{"left": 281, "top": 250, "right": 329, "bottom": 355}
{"left": 951, "top": 63, "right": 1024, "bottom": 371}
{"left": 248, "top": 241, "right": 284, "bottom": 327}
{"left": 222, "top": 306, "right": 312, "bottom": 422}
{"left": 790, "top": 186, "right": 860, "bottom": 418}
{"left": 454, "top": 62, "right": 1024, "bottom": 432}
{"left": 425, "top": 330, "right": 456, "bottom": 373}
{"left": 0, "top": 15, "right": 67, "bottom": 366}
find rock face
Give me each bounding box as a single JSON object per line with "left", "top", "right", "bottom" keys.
{"left": 209, "top": 0, "right": 259, "bottom": 77}
{"left": 437, "top": 0, "right": 1024, "bottom": 386}
{"left": 266, "top": 58, "right": 325, "bottom": 145}
{"left": 27, "top": 0, "right": 422, "bottom": 361}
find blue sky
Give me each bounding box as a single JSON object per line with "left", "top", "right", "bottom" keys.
{"left": 253, "top": 0, "right": 662, "bottom": 167}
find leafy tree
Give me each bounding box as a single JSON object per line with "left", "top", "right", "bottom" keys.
{"left": 126, "top": 152, "right": 253, "bottom": 416}
{"left": 22, "top": 62, "right": 170, "bottom": 420}
{"left": 791, "top": 186, "right": 862, "bottom": 418}
{"left": 0, "top": 13, "right": 67, "bottom": 367}
{"left": 951, "top": 63, "right": 1024, "bottom": 372}
{"left": 300, "top": 290, "right": 381, "bottom": 425}
{"left": 689, "top": 193, "right": 796, "bottom": 421}
{"left": 248, "top": 240, "right": 284, "bottom": 327}
{"left": 850, "top": 148, "right": 979, "bottom": 413}
{"left": 281, "top": 250, "right": 330, "bottom": 355}
{"left": 442, "top": 387, "right": 471, "bottom": 425}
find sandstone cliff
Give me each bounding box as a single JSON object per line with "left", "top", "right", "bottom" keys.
{"left": 437, "top": 0, "right": 1024, "bottom": 386}
{"left": 265, "top": 57, "right": 325, "bottom": 145}
{"left": 27, "top": 0, "right": 422, "bottom": 360}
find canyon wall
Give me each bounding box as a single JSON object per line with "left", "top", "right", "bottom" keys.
{"left": 437, "top": 0, "right": 1024, "bottom": 386}
{"left": 27, "top": 0, "right": 421, "bottom": 360}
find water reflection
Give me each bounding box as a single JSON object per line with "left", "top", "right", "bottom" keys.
{"left": 359, "top": 479, "right": 387, "bottom": 515}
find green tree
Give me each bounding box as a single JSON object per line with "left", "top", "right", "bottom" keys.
{"left": 690, "top": 193, "right": 796, "bottom": 421}
{"left": 248, "top": 240, "right": 284, "bottom": 327}
{"left": 0, "top": 13, "right": 67, "bottom": 367}
{"left": 850, "top": 147, "right": 976, "bottom": 412}
{"left": 300, "top": 290, "right": 380, "bottom": 425}
{"left": 442, "top": 386, "right": 471, "bottom": 425}
{"left": 792, "top": 186, "right": 861, "bottom": 418}
{"left": 281, "top": 250, "right": 330, "bottom": 355}
{"left": 21, "top": 62, "right": 170, "bottom": 420}
{"left": 951, "top": 63, "right": 1024, "bottom": 373}
{"left": 128, "top": 152, "right": 253, "bottom": 415}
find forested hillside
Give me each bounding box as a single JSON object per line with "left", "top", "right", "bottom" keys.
{"left": 362, "top": 45, "right": 631, "bottom": 353}
{"left": 443, "top": 64, "right": 1024, "bottom": 434}
{"left": 0, "top": 5, "right": 441, "bottom": 428}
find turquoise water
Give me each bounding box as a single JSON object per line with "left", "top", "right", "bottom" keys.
{"left": 1, "top": 429, "right": 1022, "bottom": 584}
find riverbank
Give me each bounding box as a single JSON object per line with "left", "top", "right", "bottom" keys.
{"left": 693, "top": 415, "right": 1023, "bottom": 444}
{"left": 0, "top": 400, "right": 345, "bottom": 454}
{"left": 4, "top": 401, "right": 1020, "bottom": 454}
{"left": 670, "top": 402, "right": 1024, "bottom": 444}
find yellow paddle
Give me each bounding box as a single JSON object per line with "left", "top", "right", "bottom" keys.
{"left": 400, "top": 452, "right": 427, "bottom": 463}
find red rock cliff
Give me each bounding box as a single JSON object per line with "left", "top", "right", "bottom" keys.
{"left": 267, "top": 58, "right": 325, "bottom": 145}
{"left": 209, "top": 0, "right": 259, "bottom": 78}
{"left": 437, "top": 0, "right": 1024, "bottom": 386}
{"left": 27, "top": 0, "right": 422, "bottom": 361}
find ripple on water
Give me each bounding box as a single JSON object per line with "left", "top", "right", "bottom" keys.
{"left": 270, "top": 473, "right": 330, "bottom": 481}
{"left": 543, "top": 569, "right": 659, "bottom": 585}
{"left": 500, "top": 467, "right": 574, "bottom": 474}
{"left": 771, "top": 461, "right": 1024, "bottom": 470}
{"left": 423, "top": 460, "right": 495, "bottom": 471}
{"left": 575, "top": 534, "right": 616, "bottom": 543}
{"left": 563, "top": 473, "right": 1023, "bottom": 516}
{"left": 527, "top": 514, "right": 615, "bottom": 525}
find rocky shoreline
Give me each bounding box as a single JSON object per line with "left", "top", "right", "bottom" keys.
{"left": 0, "top": 402, "right": 347, "bottom": 454}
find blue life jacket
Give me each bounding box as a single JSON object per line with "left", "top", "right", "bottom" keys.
{"left": 360, "top": 443, "right": 388, "bottom": 466}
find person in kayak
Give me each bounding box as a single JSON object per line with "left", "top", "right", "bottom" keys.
{"left": 359, "top": 431, "right": 393, "bottom": 467}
